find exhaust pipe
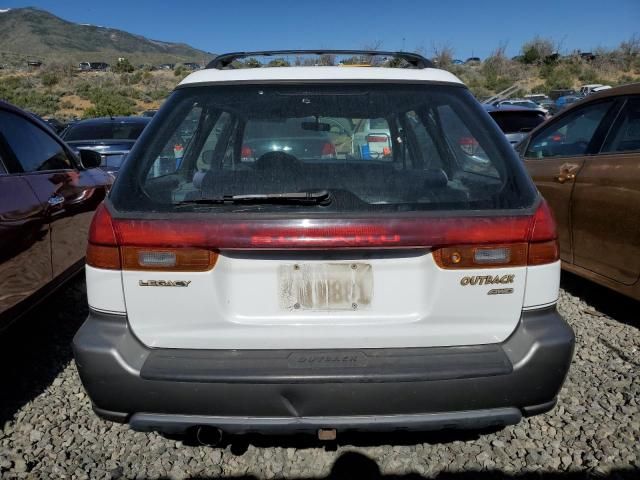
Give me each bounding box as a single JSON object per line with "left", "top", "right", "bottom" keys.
{"left": 195, "top": 426, "right": 224, "bottom": 447}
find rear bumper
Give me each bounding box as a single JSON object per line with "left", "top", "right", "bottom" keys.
{"left": 73, "top": 306, "right": 574, "bottom": 435}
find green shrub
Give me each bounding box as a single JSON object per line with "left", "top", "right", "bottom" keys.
{"left": 40, "top": 71, "right": 59, "bottom": 87}
{"left": 0, "top": 76, "right": 60, "bottom": 115}
{"left": 521, "top": 36, "right": 555, "bottom": 65}
{"left": 82, "top": 89, "right": 135, "bottom": 118}
{"left": 112, "top": 58, "right": 135, "bottom": 74}
{"left": 121, "top": 71, "right": 143, "bottom": 85}
{"left": 148, "top": 88, "right": 170, "bottom": 101}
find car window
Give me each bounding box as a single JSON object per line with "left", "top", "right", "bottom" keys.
{"left": 113, "top": 84, "right": 536, "bottom": 213}
{"left": 437, "top": 104, "right": 499, "bottom": 177}
{"left": 601, "top": 97, "right": 640, "bottom": 153}
{"left": 525, "top": 100, "right": 614, "bottom": 159}
{"left": 63, "top": 122, "right": 147, "bottom": 141}
{"left": 0, "top": 110, "right": 73, "bottom": 172}
{"left": 489, "top": 111, "right": 546, "bottom": 134}
{"left": 147, "top": 105, "right": 204, "bottom": 178}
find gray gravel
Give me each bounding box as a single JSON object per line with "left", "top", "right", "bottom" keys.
{"left": 0, "top": 273, "right": 638, "bottom": 479}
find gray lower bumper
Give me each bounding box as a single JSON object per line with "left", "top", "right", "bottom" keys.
{"left": 73, "top": 306, "right": 574, "bottom": 435}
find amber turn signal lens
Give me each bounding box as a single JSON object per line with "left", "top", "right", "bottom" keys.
{"left": 86, "top": 244, "right": 121, "bottom": 270}
{"left": 528, "top": 240, "right": 560, "bottom": 265}
{"left": 434, "top": 243, "right": 528, "bottom": 269}
{"left": 121, "top": 247, "right": 218, "bottom": 271}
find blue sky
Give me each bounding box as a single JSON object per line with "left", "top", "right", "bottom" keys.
{"left": 2, "top": 0, "right": 639, "bottom": 58}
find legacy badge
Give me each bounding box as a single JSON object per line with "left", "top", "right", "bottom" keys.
{"left": 139, "top": 280, "right": 191, "bottom": 287}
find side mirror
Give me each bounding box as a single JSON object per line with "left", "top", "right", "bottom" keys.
{"left": 78, "top": 149, "right": 102, "bottom": 169}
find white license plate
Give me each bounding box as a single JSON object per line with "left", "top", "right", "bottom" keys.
{"left": 278, "top": 263, "right": 373, "bottom": 311}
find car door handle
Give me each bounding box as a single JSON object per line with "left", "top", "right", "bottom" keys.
{"left": 554, "top": 173, "right": 576, "bottom": 184}
{"left": 47, "top": 195, "right": 65, "bottom": 207}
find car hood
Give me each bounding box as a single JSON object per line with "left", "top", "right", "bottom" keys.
{"left": 65, "top": 139, "right": 136, "bottom": 154}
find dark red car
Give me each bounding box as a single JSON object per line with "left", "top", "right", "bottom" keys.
{"left": 0, "top": 101, "right": 112, "bottom": 329}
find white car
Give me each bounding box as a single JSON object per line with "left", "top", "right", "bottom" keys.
{"left": 495, "top": 99, "right": 549, "bottom": 115}
{"left": 352, "top": 118, "right": 392, "bottom": 159}
{"left": 579, "top": 84, "right": 611, "bottom": 95}
{"left": 73, "top": 50, "right": 574, "bottom": 442}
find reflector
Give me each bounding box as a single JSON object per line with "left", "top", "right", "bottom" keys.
{"left": 121, "top": 247, "right": 217, "bottom": 271}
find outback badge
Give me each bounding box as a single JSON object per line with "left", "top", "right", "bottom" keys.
{"left": 460, "top": 274, "right": 514, "bottom": 286}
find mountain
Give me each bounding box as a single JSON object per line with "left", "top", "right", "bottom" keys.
{"left": 0, "top": 7, "right": 213, "bottom": 66}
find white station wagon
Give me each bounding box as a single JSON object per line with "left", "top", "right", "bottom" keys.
{"left": 73, "top": 50, "right": 574, "bottom": 443}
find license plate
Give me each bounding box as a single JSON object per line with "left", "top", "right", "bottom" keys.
{"left": 278, "top": 263, "right": 373, "bottom": 311}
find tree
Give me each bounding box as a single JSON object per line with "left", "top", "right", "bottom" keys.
{"left": 521, "top": 36, "right": 555, "bottom": 65}
{"left": 618, "top": 34, "right": 640, "bottom": 71}
{"left": 267, "top": 58, "right": 290, "bottom": 67}
{"left": 244, "top": 57, "right": 261, "bottom": 68}
{"left": 112, "top": 58, "right": 134, "bottom": 73}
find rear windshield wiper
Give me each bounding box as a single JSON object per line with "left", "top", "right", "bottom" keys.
{"left": 174, "top": 190, "right": 331, "bottom": 206}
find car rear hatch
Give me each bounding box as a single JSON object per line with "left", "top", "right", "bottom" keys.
{"left": 93, "top": 82, "right": 555, "bottom": 350}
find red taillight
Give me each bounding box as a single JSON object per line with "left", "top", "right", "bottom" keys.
{"left": 366, "top": 135, "right": 388, "bottom": 143}
{"left": 241, "top": 145, "right": 254, "bottom": 160}
{"left": 87, "top": 203, "right": 120, "bottom": 269}
{"left": 528, "top": 199, "right": 557, "bottom": 242}
{"left": 89, "top": 203, "right": 118, "bottom": 246}
{"left": 458, "top": 136, "right": 477, "bottom": 146}
{"left": 527, "top": 199, "right": 559, "bottom": 265}
{"left": 87, "top": 204, "right": 218, "bottom": 271}
{"left": 458, "top": 136, "right": 479, "bottom": 155}
{"left": 321, "top": 142, "right": 336, "bottom": 158}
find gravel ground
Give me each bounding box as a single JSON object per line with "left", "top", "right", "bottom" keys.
{"left": 0, "top": 272, "right": 638, "bottom": 479}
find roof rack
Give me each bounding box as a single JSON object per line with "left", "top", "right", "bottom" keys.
{"left": 206, "top": 50, "right": 433, "bottom": 70}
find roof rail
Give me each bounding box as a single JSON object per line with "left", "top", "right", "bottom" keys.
{"left": 206, "top": 50, "right": 433, "bottom": 70}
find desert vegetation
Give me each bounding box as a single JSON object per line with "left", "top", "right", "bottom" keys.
{"left": 0, "top": 35, "right": 638, "bottom": 119}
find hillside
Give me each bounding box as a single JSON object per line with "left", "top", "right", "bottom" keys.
{"left": 0, "top": 7, "right": 212, "bottom": 66}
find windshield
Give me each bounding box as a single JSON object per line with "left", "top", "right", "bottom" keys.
{"left": 111, "top": 84, "right": 536, "bottom": 214}
{"left": 489, "top": 111, "right": 547, "bottom": 134}
{"left": 63, "top": 121, "right": 147, "bottom": 142}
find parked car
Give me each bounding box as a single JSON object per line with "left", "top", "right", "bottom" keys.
{"left": 73, "top": 49, "right": 574, "bottom": 440}
{"left": 239, "top": 117, "right": 337, "bottom": 163}
{"left": 494, "top": 99, "right": 549, "bottom": 115}
{"left": 352, "top": 117, "right": 392, "bottom": 158}
{"left": 517, "top": 83, "right": 640, "bottom": 301}
{"left": 549, "top": 89, "right": 576, "bottom": 100}
{"left": 524, "top": 94, "right": 549, "bottom": 103}
{"left": 465, "top": 57, "right": 481, "bottom": 64}
{"left": 0, "top": 101, "right": 112, "bottom": 330}
{"left": 555, "top": 95, "right": 581, "bottom": 111}
{"left": 537, "top": 98, "right": 558, "bottom": 115}
{"left": 182, "top": 62, "right": 202, "bottom": 71}
{"left": 79, "top": 62, "right": 109, "bottom": 72}
{"left": 591, "top": 85, "right": 612, "bottom": 93}
{"left": 484, "top": 105, "right": 547, "bottom": 145}
{"left": 61, "top": 116, "right": 151, "bottom": 173}
{"left": 579, "top": 84, "right": 604, "bottom": 96}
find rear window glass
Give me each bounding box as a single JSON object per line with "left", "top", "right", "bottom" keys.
{"left": 63, "top": 122, "right": 147, "bottom": 141}
{"left": 111, "top": 84, "right": 536, "bottom": 214}
{"left": 489, "top": 111, "right": 546, "bottom": 134}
